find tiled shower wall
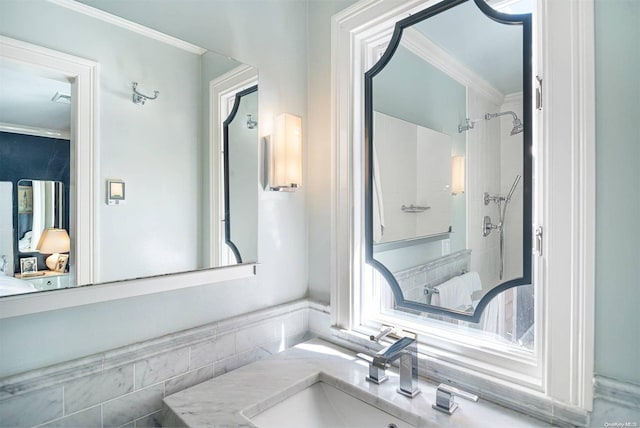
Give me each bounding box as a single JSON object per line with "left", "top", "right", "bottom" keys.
{"left": 0, "top": 300, "right": 312, "bottom": 428}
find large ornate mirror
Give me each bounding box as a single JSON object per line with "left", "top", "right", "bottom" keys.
{"left": 0, "top": 1, "right": 259, "bottom": 298}
{"left": 365, "top": 0, "right": 532, "bottom": 322}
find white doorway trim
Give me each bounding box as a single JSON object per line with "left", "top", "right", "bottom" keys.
{"left": 208, "top": 65, "right": 258, "bottom": 267}
{"left": 0, "top": 35, "right": 98, "bottom": 287}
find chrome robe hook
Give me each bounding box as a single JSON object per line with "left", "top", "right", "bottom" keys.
{"left": 132, "top": 82, "right": 159, "bottom": 105}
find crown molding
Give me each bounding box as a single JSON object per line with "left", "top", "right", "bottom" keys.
{"left": 47, "top": 0, "right": 207, "bottom": 55}
{"left": 0, "top": 122, "right": 70, "bottom": 140}
{"left": 402, "top": 27, "right": 505, "bottom": 105}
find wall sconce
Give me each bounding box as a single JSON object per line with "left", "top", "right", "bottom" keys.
{"left": 36, "top": 228, "right": 70, "bottom": 270}
{"left": 451, "top": 156, "right": 465, "bottom": 195}
{"left": 269, "top": 113, "right": 302, "bottom": 191}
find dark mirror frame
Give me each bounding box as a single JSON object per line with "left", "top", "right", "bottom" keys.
{"left": 364, "top": 0, "right": 532, "bottom": 322}
{"left": 223, "top": 84, "right": 258, "bottom": 264}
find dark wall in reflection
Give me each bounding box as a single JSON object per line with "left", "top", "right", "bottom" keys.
{"left": 0, "top": 131, "right": 70, "bottom": 271}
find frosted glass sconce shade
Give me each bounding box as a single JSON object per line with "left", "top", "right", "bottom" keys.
{"left": 270, "top": 113, "right": 302, "bottom": 191}
{"left": 451, "top": 156, "right": 465, "bottom": 195}
{"left": 36, "top": 228, "right": 70, "bottom": 270}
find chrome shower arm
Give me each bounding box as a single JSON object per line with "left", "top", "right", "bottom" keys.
{"left": 484, "top": 111, "right": 517, "bottom": 121}
{"left": 484, "top": 110, "right": 524, "bottom": 135}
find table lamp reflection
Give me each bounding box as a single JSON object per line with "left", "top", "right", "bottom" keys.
{"left": 36, "top": 228, "right": 70, "bottom": 271}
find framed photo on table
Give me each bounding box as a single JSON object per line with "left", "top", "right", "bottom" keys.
{"left": 18, "top": 186, "right": 33, "bottom": 213}
{"left": 55, "top": 254, "right": 69, "bottom": 273}
{"left": 20, "top": 257, "right": 37, "bottom": 275}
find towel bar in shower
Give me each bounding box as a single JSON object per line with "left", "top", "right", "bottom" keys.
{"left": 401, "top": 204, "right": 430, "bottom": 213}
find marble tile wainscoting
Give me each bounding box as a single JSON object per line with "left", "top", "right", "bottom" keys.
{"left": 2, "top": 299, "right": 637, "bottom": 427}
{"left": 394, "top": 250, "right": 471, "bottom": 303}
{"left": 0, "top": 300, "right": 312, "bottom": 428}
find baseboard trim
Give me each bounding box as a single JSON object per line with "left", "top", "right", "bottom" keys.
{"left": 594, "top": 375, "right": 640, "bottom": 409}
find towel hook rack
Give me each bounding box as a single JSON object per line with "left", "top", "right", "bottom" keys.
{"left": 132, "top": 82, "right": 159, "bottom": 105}
{"left": 401, "top": 204, "right": 430, "bottom": 213}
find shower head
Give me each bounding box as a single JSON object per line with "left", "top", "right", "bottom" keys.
{"left": 484, "top": 111, "right": 524, "bottom": 136}
{"left": 510, "top": 118, "right": 524, "bottom": 135}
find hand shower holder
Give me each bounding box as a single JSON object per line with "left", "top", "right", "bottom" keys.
{"left": 483, "top": 192, "right": 504, "bottom": 206}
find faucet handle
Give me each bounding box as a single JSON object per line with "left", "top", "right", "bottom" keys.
{"left": 432, "top": 383, "right": 478, "bottom": 415}
{"left": 369, "top": 325, "right": 395, "bottom": 342}
{"left": 357, "top": 353, "right": 389, "bottom": 385}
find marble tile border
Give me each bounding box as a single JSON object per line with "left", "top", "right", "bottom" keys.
{"left": 590, "top": 376, "right": 640, "bottom": 427}
{"left": 0, "top": 299, "right": 311, "bottom": 428}
{"left": 593, "top": 376, "right": 640, "bottom": 410}
{"left": 393, "top": 249, "right": 471, "bottom": 282}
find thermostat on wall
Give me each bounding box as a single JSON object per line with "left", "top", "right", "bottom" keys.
{"left": 106, "top": 179, "right": 125, "bottom": 205}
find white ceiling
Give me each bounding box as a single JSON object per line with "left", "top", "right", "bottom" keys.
{"left": 0, "top": 58, "right": 72, "bottom": 134}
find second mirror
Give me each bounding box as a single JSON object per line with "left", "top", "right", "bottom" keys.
{"left": 365, "top": 0, "right": 532, "bottom": 322}
{"left": 223, "top": 85, "right": 259, "bottom": 264}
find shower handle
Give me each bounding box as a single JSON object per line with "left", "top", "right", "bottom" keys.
{"left": 483, "top": 216, "right": 500, "bottom": 237}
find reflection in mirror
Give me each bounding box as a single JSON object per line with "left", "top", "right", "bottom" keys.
{"left": 224, "top": 86, "right": 259, "bottom": 264}
{"left": 0, "top": 182, "right": 14, "bottom": 276}
{"left": 0, "top": 1, "right": 259, "bottom": 298}
{"left": 365, "top": 0, "right": 532, "bottom": 332}
{"left": 17, "top": 180, "right": 65, "bottom": 253}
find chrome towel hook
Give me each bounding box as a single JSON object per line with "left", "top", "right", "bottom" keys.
{"left": 246, "top": 114, "right": 257, "bottom": 129}
{"left": 131, "top": 82, "right": 159, "bottom": 105}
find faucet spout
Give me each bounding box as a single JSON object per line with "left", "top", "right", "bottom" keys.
{"left": 367, "top": 336, "right": 421, "bottom": 398}
{"left": 372, "top": 336, "right": 415, "bottom": 367}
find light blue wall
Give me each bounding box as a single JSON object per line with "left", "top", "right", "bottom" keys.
{"left": 373, "top": 46, "right": 466, "bottom": 143}
{"left": 373, "top": 46, "right": 467, "bottom": 271}
{"left": 0, "top": 277, "right": 263, "bottom": 376}
{"left": 594, "top": 0, "right": 640, "bottom": 386}
{"left": 0, "top": 0, "right": 308, "bottom": 378}
{"left": 306, "top": 0, "right": 358, "bottom": 303}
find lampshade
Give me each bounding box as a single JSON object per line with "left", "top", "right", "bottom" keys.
{"left": 36, "top": 228, "right": 70, "bottom": 254}
{"left": 451, "top": 156, "right": 465, "bottom": 195}
{"left": 270, "top": 113, "right": 302, "bottom": 191}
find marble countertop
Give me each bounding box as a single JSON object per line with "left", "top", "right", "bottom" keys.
{"left": 162, "top": 338, "right": 552, "bottom": 427}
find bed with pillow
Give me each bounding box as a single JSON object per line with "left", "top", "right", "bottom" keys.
{"left": 0, "top": 272, "right": 38, "bottom": 296}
